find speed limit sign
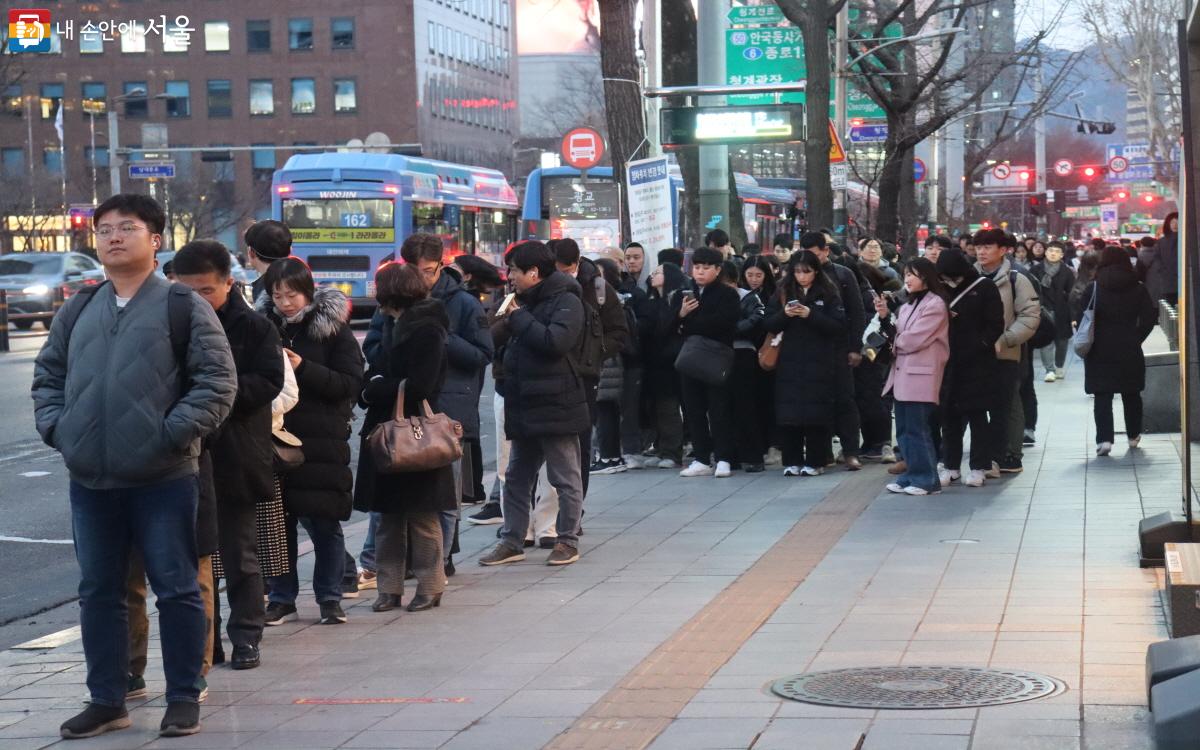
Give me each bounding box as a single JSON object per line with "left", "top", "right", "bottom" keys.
{"left": 992, "top": 163, "right": 1012, "bottom": 180}
{"left": 1108, "top": 155, "right": 1129, "bottom": 173}
{"left": 1053, "top": 159, "right": 1073, "bottom": 177}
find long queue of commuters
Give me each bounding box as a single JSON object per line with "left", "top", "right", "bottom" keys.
{"left": 28, "top": 192, "right": 1172, "bottom": 740}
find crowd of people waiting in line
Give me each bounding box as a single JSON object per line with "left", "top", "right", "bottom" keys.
{"left": 28, "top": 192, "right": 1173, "bottom": 740}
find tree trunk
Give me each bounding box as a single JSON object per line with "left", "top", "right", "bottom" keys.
{"left": 875, "top": 115, "right": 905, "bottom": 244}
{"left": 800, "top": 7, "right": 833, "bottom": 232}
{"left": 598, "top": 0, "right": 646, "bottom": 245}
{"left": 662, "top": 0, "right": 700, "bottom": 250}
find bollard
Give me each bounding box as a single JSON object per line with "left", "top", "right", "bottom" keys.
{"left": 0, "top": 289, "right": 8, "bottom": 352}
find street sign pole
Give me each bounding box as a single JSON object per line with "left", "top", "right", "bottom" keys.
{"left": 833, "top": 3, "right": 849, "bottom": 244}
{"left": 698, "top": 0, "right": 730, "bottom": 237}
{"left": 1034, "top": 61, "right": 1047, "bottom": 234}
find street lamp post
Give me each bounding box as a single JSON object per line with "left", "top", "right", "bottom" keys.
{"left": 106, "top": 88, "right": 147, "bottom": 197}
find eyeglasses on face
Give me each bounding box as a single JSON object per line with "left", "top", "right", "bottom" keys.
{"left": 95, "top": 222, "right": 148, "bottom": 238}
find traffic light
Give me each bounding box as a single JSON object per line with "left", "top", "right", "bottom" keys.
{"left": 71, "top": 213, "right": 85, "bottom": 229}
{"left": 1053, "top": 190, "right": 1066, "bottom": 213}
{"left": 1141, "top": 193, "right": 1158, "bottom": 205}
{"left": 1081, "top": 165, "right": 1100, "bottom": 179}
{"left": 1019, "top": 170, "right": 1031, "bottom": 182}
{"left": 982, "top": 221, "right": 992, "bottom": 229}
{"left": 1113, "top": 189, "right": 1130, "bottom": 201}
{"left": 1028, "top": 194, "right": 1042, "bottom": 216}
{"left": 1076, "top": 121, "right": 1117, "bottom": 135}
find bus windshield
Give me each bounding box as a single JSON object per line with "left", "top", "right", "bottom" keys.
{"left": 282, "top": 198, "right": 395, "bottom": 229}
{"left": 542, "top": 176, "right": 620, "bottom": 253}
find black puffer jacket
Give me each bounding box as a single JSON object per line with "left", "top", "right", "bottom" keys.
{"left": 354, "top": 300, "right": 456, "bottom": 514}
{"left": 735, "top": 286, "right": 766, "bottom": 349}
{"left": 764, "top": 283, "right": 846, "bottom": 426}
{"left": 942, "top": 270, "right": 1005, "bottom": 412}
{"left": 212, "top": 293, "right": 284, "bottom": 508}
{"left": 428, "top": 271, "right": 493, "bottom": 439}
{"left": 643, "top": 264, "right": 688, "bottom": 395}
{"left": 1078, "top": 264, "right": 1157, "bottom": 395}
{"left": 503, "top": 271, "right": 590, "bottom": 439}
{"left": 1031, "top": 261, "right": 1075, "bottom": 340}
{"left": 671, "top": 281, "right": 740, "bottom": 347}
{"left": 822, "top": 260, "right": 866, "bottom": 355}
{"left": 263, "top": 287, "right": 364, "bottom": 520}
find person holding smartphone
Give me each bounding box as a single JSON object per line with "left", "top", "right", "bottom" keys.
{"left": 763, "top": 251, "right": 846, "bottom": 476}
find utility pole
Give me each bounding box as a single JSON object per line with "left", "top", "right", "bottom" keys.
{"left": 107, "top": 107, "right": 121, "bottom": 196}
{"left": 642, "top": 0, "right": 663, "bottom": 156}
{"left": 697, "top": 0, "right": 729, "bottom": 236}
{"left": 1033, "top": 54, "right": 1047, "bottom": 235}
{"left": 833, "top": 3, "right": 849, "bottom": 242}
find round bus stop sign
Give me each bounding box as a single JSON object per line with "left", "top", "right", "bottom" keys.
{"left": 913, "top": 158, "right": 927, "bottom": 183}
{"left": 561, "top": 128, "right": 605, "bottom": 171}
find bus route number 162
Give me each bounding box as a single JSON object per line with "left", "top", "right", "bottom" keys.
{"left": 340, "top": 212, "right": 371, "bottom": 228}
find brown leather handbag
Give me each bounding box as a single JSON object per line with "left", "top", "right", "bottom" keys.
{"left": 758, "top": 332, "right": 783, "bottom": 371}
{"left": 366, "top": 380, "right": 463, "bottom": 473}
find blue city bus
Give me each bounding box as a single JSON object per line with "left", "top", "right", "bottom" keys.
{"left": 272, "top": 153, "right": 519, "bottom": 316}
{"left": 520, "top": 165, "right": 798, "bottom": 251}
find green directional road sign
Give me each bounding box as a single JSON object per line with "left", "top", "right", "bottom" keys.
{"left": 727, "top": 5, "right": 785, "bottom": 25}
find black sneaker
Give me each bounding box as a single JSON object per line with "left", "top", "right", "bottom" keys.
{"left": 998, "top": 456, "right": 1024, "bottom": 474}
{"left": 264, "top": 602, "right": 297, "bottom": 626}
{"left": 589, "top": 458, "right": 628, "bottom": 475}
{"left": 341, "top": 577, "right": 360, "bottom": 599}
{"left": 60, "top": 703, "right": 131, "bottom": 739}
{"left": 126, "top": 674, "right": 147, "bottom": 699}
{"left": 1022, "top": 430, "right": 1036, "bottom": 447}
{"left": 319, "top": 601, "right": 347, "bottom": 624}
{"left": 468, "top": 503, "right": 503, "bottom": 525}
{"left": 159, "top": 701, "right": 201, "bottom": 737}
{"left": 743, "top": 463, "right": 765, "bottom": 473}
{"left": 538, "top": 536, "right": 557, "bottom": 549}
{"left": 479, "top": 542, "right": 525, "bottom": 566}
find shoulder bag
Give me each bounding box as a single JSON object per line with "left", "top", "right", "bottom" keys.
{"left": 272, "top": 429, "right": 305, "bottom": 473}
{"left": 366, "top": 380, "right": 464, "bottom": 473}
{"left": 1072, "top": 282, "right": 1098, "bottom": 357}
{"left": 675, "top": 336, "right": 735, "bottom": 386}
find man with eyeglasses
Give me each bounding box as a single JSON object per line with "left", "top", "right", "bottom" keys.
{"left": 32, "top": 194, "right": 237, "bottom": 740}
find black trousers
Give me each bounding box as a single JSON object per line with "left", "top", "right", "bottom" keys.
{"left": 988, "top": 360, "right": 1020, "bottom": 464}
{"left": 215, "top": 500, "right": 265, "bottom": 647}
{"left": 679, "top": 373, "right": 736, "bottom": 465}
{"left": 834, "top": 362, "right": 862, "bottom": 457}
{"left": 855, "top": 361, "right": 892, "bottom": 451}
{"left": 594, "top": 400, "right": 621, "bottom": 460}
{"left": 730, "top": 349, "right": 765, "bottom": 465}
{"left": 1094, "top": 392, "right": 1143, "bottom": 444}
{"left": 941, "top": 405, "right": 992, "bottom": 471}
{"left": 1020, "top": 347, "right": 1037, "bottom": 432}
{"left": 781, "top": 424, "right": 831, "bottom": 468}
{"left": 463, "top": 438, "right": 485, "bottom": 503}
{"left": 620, "top": 366, "right": 643, "bottom": 456}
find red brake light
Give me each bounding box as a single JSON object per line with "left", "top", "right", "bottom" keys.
{"left": 277, "top": 185, "right": 291, "bottom": 194}
{"left": 384, "top": 185, "right": 400, "bottom": 195}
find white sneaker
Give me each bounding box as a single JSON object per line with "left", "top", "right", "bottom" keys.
{"left": 1055, "top": 368, "right": 1065, "bottom": 379}
{"left": 964, "top": 470, "right": 986, "bottom": 487}
{"left": 880, "top": 445, "right": 897, "bottom": 464}
{"left": 904, "top": 486, "right": 937, "bottom": 496}
{"left": 656, "top": 458, "right": 679, "bottom": 469}
{"left": 1096, "top": 442, "right": 1113, "bottom": 456}
{"left": 1129, "top": 435, "right": 1141, "bottom": 449}
{"left": 623, "top": 454, "right": 644, "bottom": 470}
{"left": 886, "top": 482, "right": 906, "bottom": 494}
{"left": 938, "top": 468, "right": 960, "bottom": 487}
{"left": 985, "top": 462, "right": 1001, "bottom": 479}
{"left": 679, "top": 460, "right": 714, "bottom": 477}
{"left": 783, "top": 465, "right": 801, "bottom": 476}
{"left": 800, "top": 466, "right": 823, "bottom": 477}
{"left": 714, "top": 461, "right": 732, "bottom": 478}
{"left": 765, "top": 447, "right": 783, "bottom": 466}
{"left": 1044, "top": 371, "right": 1056, "bottom": 383}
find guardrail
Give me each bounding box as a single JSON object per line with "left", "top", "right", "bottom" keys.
{"left": 0, "top": 289, "right": 8, "bottom": 352}
{"left": 1160, "top": 300, "right": 1179, "bottom": 351}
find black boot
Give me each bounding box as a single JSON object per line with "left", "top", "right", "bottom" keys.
{"left": 406, "top": 592, "right": 442, "bottom": 612}
{"left": 372, "top": 593, "right": 402, "bottom": 612}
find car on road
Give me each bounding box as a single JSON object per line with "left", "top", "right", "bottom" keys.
{"left": 0, "top": 252, "right": 105, "bottom": 330}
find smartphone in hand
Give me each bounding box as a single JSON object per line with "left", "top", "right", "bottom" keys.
{"left": 496, "top": 292, "right": 517, "bottom": 316}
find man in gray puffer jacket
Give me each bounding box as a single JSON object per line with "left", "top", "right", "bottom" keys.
{"left": 31, "top": 194, "right": 236, "bottom": 741}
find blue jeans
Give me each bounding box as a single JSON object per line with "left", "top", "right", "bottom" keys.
{"left": 267, "top": 515, "right": 346, "bottom": 605}
{"left": 895, "top": 401, "right": 939, "bottom": 492}
{"left": 70, "top": 476, "right": 204, "bottom": 707}
{"left": 359, "top": 512, "right": 381, "bottom": 573}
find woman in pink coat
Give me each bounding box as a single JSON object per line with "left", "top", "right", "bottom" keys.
{"left": 878, "top": 258, "right": 950, "bottom": 496}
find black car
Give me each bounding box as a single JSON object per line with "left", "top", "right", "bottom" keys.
{"left": 0, "top": 252, "right": 105, "bottom": 330}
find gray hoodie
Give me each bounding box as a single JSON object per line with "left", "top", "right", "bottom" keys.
{"left": 31, "top": 273, "right": 237, "bottom": 489}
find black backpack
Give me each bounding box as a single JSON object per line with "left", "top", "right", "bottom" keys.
{"left": 619, "top": 298, "right": 639, "bottom": 358}
{"left": 1007, "top": 270, "right": 1056, "bottom": 350}
{"left": 58, "top": 280, "right": 193, "bottom": 380}
{"left": 571, "top": 297, "right": 605, "bottom": 379}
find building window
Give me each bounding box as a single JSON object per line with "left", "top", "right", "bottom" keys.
{"left": 163, "top": 20, "right": 189, "bottom": 53}
{"left": 212, "top": 145, "right": 235, "bottom": 182}
{"left": 252, "top": 145, "right": 275, "bottom": 180}
{"left": 80, "top": 29, "right": 103, "bottom": 54}
{"left": 81, "top": 82, "right": 106, "bottom": 116}
{"left": 247, "top": 20, "right": 270, "bottom": 52}
{"left": 121, "top": 21, "right": 147, "bottom": 53}
{"left": 39, "top": 83, "right": 63, "bottom": 120}
{"left": 85, "top": 146, "right": 110, "bottom": 168}
{"left": 205, "top": 21, "right": 230, "bottom": 52}
{"left": 288, "top": 18, "right": 313, "bottom": 51}
{"left": 428, "top": 21, "right": 435, "bottom": 53}
{"left": 5, "top": 85, "right": 21, "bottom": 117}
{"left": 331, "top": 18, "right": 355, "bottom": 49}
{"left": 2, "top": 147, "right": 23, "bottom": 177}
{"left": 123, "top": 82, "right": 147, "bottom": 118}
{"left": 207, "top": 80, "right": 232, "bottom": 117}
{"left": 165, "top": 81, "right": 190, "bottom": 117}
{"left": 43, "top": 147, "right": 62, "bottom": 174}
{"left": 333, "top": 79, "right": 357, "bottom": 113}
{"left": 249, "top": 80, "right": 274, "bottom": 116}
{"left": 501, "top": 1, "right": 510, "bottom": 28}
{"left": 291, "top": 78, "right": 315, "bottom": 114}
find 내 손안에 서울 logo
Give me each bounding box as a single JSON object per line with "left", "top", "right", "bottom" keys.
{"left": 8, "top": 9, "right": 51, "bottom": 53}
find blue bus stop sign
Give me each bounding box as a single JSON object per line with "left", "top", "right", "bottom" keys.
{"left": 913, "top": 158, "right": 927, "bottom": 184}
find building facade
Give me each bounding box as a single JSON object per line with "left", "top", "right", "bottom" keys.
{"left": 0, "top": 0, "right": 516, "bottom": 252}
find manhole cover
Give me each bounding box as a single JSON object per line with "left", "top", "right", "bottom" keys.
{"left": 770, "top": 666, "right": 1066, "bottom": 709}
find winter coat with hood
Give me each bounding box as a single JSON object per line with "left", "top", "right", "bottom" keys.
{"left": 353, "top": 299, "right": 457, "bottom": 515}
{"left": 764, "top": 280, "right": 846, "bottom": 426}
{"left": 362, "top": 267, "right": 493, "bottom": 440}
{"left": 262, "top": 286, "right": 364, "bottom": 520}
{"left": 502, "top": 270, "right": 590, "bottom": 439}
{"left": 1031, "top": 259, "right": 1076, "bottom": 340}
{"left": 974, "top": 256, "right": 1040, "bottom": 362}
{"left": 821, "top": 258, "right": 866, "bottom": 356}
{"left": 936, "top": 253, "right": 1005, "bottom": 412}
{"left": 577, "top": 256, "right": 630, "bottom": 367}
{"left": 211, "top": 292, "right": 285, "bottom": 509}
{"left": 1077, "top": 261, "right": 1157, "bottom": 395}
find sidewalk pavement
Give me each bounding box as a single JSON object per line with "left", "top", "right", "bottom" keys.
{"left": 0, "top": 363, "right": 1172, "bottom": 749}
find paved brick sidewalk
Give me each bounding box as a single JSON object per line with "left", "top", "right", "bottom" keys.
{"left": 0, "top": 368, "right": 1171, "bottom": 749}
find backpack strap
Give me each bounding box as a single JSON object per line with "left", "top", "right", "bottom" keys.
{"left": 58, "top": 280, "right": 108, "bottom": 343}
{"left": 166, "top": 283, "right": 192, "bottom": 382}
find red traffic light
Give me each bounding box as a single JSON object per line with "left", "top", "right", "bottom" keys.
{"left": 1082, "top": 166, "right": 1097, "bottom": 178}
{"left": 982, "top": 221, "right": 991, "bottom": 229}
{"left": 1114, "top": 190, "right": 1129, "bottom": 201}
{"left": 1019, "top": 171, "right": 1030, "bottom": 181}
{"left": 1141, "top": 193, "right": 1157, "bottom": 204}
